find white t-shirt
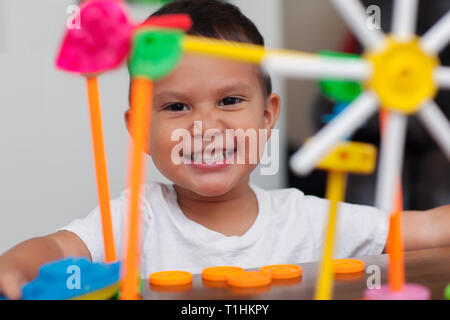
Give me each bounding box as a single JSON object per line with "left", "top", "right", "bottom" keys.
{"left": 60, "top": 182, "right": 388, "bottom": 277}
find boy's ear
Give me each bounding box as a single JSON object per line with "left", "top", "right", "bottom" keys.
{"left": 263, "top": 93, "right": 281, "bottom": 138}
{"left": 124, "top": 109, "right": 151, "bottom": 155}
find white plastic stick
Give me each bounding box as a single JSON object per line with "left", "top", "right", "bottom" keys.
{"left": 262, "top": 53, "right": 371, "bottom": 81}
{"left": 392, "top": 0, "right": 418, "bottom": 41}
{"left": 290, "top": 91, "right": 379, "bottom": 175}
{"left": 416, "top": 100, "right": 450, "bottom": 159}
{"left": 375, "top": 112, "right": 407, "bottom": 213}
{"left": 329, "top": 0, "right": 385, "bottom": 50}
{"left": 420, "top": 10, "right": 450, "bottom": 54}
{"left": 435, "top": 66, "right": 450, "bottom": 89}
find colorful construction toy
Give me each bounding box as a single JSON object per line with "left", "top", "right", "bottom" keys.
{"left": 46, "top": 0, "right": 450, "bottom": 300}
{"left": 318, "top": 51, "right": 363, "bottom": 103}
{"left": 120, "top": 18, "right": 192, "bottom": 301}
{"left": 0, "top": 258, "right": 120, "bottom": 300}
{"left": 55, "top": 0, "right": 135, "bottom": 263}
{"left": 313, "top": 141, "right": 376, "bottom": 300}
{"left": 284, "top": 0, "right": 450, "bottom": 300}
{"left": 259, "top": 265, "right": 303, "bottom": 280}
{"left": 149, "top": 271, "right": 193, "bottom": 286}
{"left": 227, "top": 271, "right": 272, "bottom": 288}
{"left": 333, "top": 259, "right": 365, "bottom": 274}
{"left": 202, "top": 266, "right": 244, "bottom": 282}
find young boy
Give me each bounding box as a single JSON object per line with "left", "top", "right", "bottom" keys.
{"left": 0, "top": 0, "right": 449, "bottom": 300}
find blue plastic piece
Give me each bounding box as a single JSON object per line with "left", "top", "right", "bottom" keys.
{"left": 322, "top": 103, "right": 349, "bottom": 124}
{"left": 322, "top": 102, "right": 368, "bottom": 141}
{"left": 20, "top": 257, "right": 120, "bottom": 300}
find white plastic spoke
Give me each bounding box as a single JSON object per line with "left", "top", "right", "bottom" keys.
{"left": 290, "top": 91, "right": 379, "bottom": 175}
{"left": 262, "top": 53, "right": 371, "bottom": 81}
{"left": 329, "top": 0, "right": 385, "bottom": 50}
{"left": 392, "top": 0, "right": 418, "bottom": 41}
{"left": 375, "top": 112, "right": 407, "bottom": 213}
{"left": 420, "top": 9, "right": 450, "bottom": 54}
{"left": 435, "top": 66, "right": 450, "bottom": 89}
{"left": 416, "top": 100, "right": 450, "bottom": 159}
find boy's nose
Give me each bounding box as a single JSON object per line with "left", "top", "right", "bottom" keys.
{"left": 189, "top": 108, "right": 225, "bottom": 135}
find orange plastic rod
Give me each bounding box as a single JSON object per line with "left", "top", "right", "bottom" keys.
{"left": 120, "top": 77, "right": 153, "bottom": 300}
{"left": 387, "top": 184, "right": 404, "bottom": 291}
{"left": 86, "top": 76, "right": 116, "bottom": 263}
{"left": 380, "top": 110, "right": 405, "bottom": 292}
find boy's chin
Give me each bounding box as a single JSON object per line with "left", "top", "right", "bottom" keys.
{"left": 187, "top": 179, "right": 237, "bottom": 198}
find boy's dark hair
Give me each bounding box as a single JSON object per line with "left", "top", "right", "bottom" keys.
{"left": 149, "top": 0, "right": 272, "bottom": 97}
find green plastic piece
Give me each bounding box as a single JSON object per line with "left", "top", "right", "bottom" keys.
{"left": 318, "top": 51, "right": 363, "bottom": 103}
{"left": 129, "top": 29, "right": 184, "bottom": 80}
{"left": 445, "top": 284, "right": 450, "bottom": 300}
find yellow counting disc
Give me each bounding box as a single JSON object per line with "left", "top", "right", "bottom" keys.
{"left": 149, "top": 271, "right": 192, "bottom": 286}
{"left": 333, "top": 259, "right": 365, "bottom": 274}
{"left": 260, "top": 264, "right": 302, "bottom": 280}
{"left": 202, "top": 266, "right": 244, "bottom": 282}
{"left": 227, "top": 271, "right": 271, "bottom": 288}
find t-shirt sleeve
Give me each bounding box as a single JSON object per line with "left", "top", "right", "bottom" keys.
{"left": 58, "top": 198, "right": 127, "bottom": 263}
{"left": 304, "top": 195, "right": 389, "bottom": 259}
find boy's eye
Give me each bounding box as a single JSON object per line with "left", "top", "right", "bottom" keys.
{"left": 163, "top": 103, "right": 189, "bottom": 112}
{"left": 219, "top": 97, "right": 243, "bottom": 106}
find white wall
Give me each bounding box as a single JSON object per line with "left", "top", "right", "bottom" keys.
{"left": 0, "top": 0, "right": 286, "bottom": 254}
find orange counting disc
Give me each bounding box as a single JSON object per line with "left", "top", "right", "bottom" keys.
{"left": 227, "top": 271, "right": 271, "bottom": 288}
{"left": 149, "top": 271, "right": 193, "bottom": 286}
{"left": 333, "top": 259, "right": 365, "bottom": 274}
{"left": 260, "top": 264, "right": 302, "bottom": 280}
{"left": 202, "top": 266, "right": 244, "bottom": 282}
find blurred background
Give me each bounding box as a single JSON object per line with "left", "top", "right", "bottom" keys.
{"left": 0, "top": 0, "right": 448, "bottom": 254}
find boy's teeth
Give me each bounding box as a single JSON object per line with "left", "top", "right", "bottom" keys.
{"left": 225, "top": 149, "right": 235, "bottom": 158}
{"left": 189, "top": 150, "right": 234, "bottom": 163}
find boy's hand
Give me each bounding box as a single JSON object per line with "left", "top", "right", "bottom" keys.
{"left": 0, "top": 231, "right": 91, "bottom": 300}
{"left": 0, "top": 262, "right": 27, "bottom": 300}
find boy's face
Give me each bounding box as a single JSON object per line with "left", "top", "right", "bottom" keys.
{"left": 125, "top": 53, "right": 280, "bottom": 197}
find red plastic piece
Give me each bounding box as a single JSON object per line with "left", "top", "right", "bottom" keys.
{"left": 56, "top": 0, "right": 133, "bottom": 74}
{"left": 137, "top": 14, "right": 192, "bottom": 32}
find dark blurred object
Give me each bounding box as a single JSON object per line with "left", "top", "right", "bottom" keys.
{"left": 288, "top": 0, "right": 450, "bottom": 210}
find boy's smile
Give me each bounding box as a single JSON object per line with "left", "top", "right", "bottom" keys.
{"left": 126, "top": 53, "right": 280, "bottom": 198}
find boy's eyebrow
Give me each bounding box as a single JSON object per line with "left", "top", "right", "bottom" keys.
{"left": 216, "top": 82, "right": 253, "bottom": 96}
{"left": 154, "top": 82, "right": 253, "bottom": 101}
{"left": 154, "top": 90, "right": 191, "bottom": 102}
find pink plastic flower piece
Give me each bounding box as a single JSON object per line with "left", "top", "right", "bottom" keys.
{"left": 56, "top": 0, "right": 133, "bottom": 74}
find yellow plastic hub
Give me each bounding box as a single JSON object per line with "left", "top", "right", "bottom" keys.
{"left": 365, "top": 37, "right": 439, "bottom": 114}
{"left": 316, "top": 141, "right": 377, "bottom": 174}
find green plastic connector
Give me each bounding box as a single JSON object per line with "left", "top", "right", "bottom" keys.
{"left": 318, "top": 51, "right": 363, "bottom": 103}
{"left": 445, "top": 284, "right": 450, "bottom": 300}
{"left": 129, "top": 29, "right": 184, "bottom": 80}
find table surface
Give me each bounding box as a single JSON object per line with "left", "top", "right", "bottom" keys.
{"left": 142, "top": 247, "right": 450, "bottom": 300}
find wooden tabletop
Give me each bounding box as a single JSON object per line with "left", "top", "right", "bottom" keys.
{"left": 142, "top": 247, "right": 450, "bottom": 300}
